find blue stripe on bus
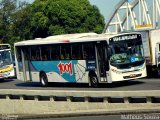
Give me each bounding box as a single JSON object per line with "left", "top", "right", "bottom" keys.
{"left": 31, "top": 60, "right": 78, "bottom": 82}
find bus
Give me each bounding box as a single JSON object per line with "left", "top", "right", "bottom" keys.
{"left": 0, "top": 44, "right": 15, "bottom": 80}
{"left": 14, "top": 32, "right": 146, "bottom": 87}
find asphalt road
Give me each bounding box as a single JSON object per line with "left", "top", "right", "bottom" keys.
{"left": 0, "top": 78, "right": 160, "bottom": 91}
{"left": 23, "top": 113, "right": 160, "bottom": 120}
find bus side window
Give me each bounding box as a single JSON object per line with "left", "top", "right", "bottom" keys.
{"left": 40, "top": 45, "right": 51, "bottom": 61}
{"left": 83, "top": 43, "right": 95, "bottom": 60}
{"left": 16, "top": 47, "right": 22, "bottom": 62}
{"left": 65, "top": 54, "right": 70, "bottom": 59}
{"left": 30, "top": 46, "right": 40, "bottom": 61}
{"left": 16, "top": 47, "right": 23, "bottom": 72}
{"left": 61, "top": 45, "right": 71, "bottom": 60}
{"left": 51, "top": 45, "right": 60, "bottom": 60}
{"left": 72, "top": 44, "right": 82, "bottom": 60}
{"left": 83, "top": 51, "right": 88, "bottom": 59}
{"left": 42, "top": 54, "right": 47, "bottom": 60}
{"left": 60, "top": 54, "right": 64, "bottom": 59}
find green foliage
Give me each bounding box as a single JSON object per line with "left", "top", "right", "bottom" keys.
{"left": 0, "top": 0, "right": 28, "bottom": 45}
{"left": 22, "top": 0, "right": 105, "bottom": 39}
{"left": 0, "top": 0, "right": 105, "bottom": 44}
{"left": 0, "top": 0, "right": 17, "bottom": 43}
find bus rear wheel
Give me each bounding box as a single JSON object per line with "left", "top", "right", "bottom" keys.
{"left": 40, "top": 73, "right": 48, "bottom": 87}
{"left": 90, "top": 75, "right": 99, "bottom": 88}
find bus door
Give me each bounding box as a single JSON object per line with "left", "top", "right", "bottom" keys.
{"left": 22, "top": 47, "right": 32, "bottom": 81}
{"left": 17, "top": 47, "right": 31, "bottom": 81}
{"left": 96, "top": 42, "right": 108, "bottom": 81}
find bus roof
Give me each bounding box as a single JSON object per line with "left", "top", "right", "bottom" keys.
{"left": 14, "top": 32, "right": 140, "bottom": 46}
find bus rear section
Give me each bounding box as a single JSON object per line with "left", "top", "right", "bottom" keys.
{"left": 14, "top": 32, "right": 146, "bottom": 87}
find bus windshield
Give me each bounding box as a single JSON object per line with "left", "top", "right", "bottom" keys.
{"left": 109, "top": 40, "right": 144, "bottom": 69}
{"left": 0, "top": 50, "right": 12, "bottom": 67}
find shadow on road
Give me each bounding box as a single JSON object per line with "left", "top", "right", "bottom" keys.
{"left": 16, "top": 82, "right": 41, "bottom": 87}
{"left": 15, "top": 80, "right": 145, "bottom": 89}
{"left": 103, "top": 80, "right": 144, "bottom": 88}
{"left": 0, "top": 79, "right": 14, "bottom": 83}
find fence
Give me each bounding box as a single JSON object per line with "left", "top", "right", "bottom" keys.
{"left": 0, "top": 89, "right": 160, "bottom": 116}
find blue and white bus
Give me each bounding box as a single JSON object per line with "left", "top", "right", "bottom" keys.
{"left": 14, "top": 32, "right": 146, "bottom": 87}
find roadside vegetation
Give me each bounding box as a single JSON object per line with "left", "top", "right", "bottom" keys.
{"left": 0, "top": 0, "right": 105, "bottom": 46}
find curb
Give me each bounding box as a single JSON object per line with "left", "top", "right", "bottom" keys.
{"left": 2, "top": 109, "right": 160, "bottom": 119}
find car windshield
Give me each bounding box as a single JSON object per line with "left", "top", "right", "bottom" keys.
{"left": 109, "top": 41, "right": 144, "bottom": 69}
{"left": 0, "top": 50, "right": 12, "bottom": 67}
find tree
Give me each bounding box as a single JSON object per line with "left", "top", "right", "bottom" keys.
{"left": 11, "top": 2, "right": 32, "bottom": 41}
{"left": 0, "top": 0, "right": 17, "bottom": 43}
{"left": 0, "top": 0, "right": 28, "bottom": 44}
{"left": 0, "top": 0, "right": 105, "bottom": 43}
{"left": 16, "top": 0, "right": 105, "bottom": 39}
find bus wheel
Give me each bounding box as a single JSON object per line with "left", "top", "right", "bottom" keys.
{"left": 90, "top": 76, "right": 99, "bottom": 88}
{"left": 40, "top": 73, "right": 48, "bottom": 87}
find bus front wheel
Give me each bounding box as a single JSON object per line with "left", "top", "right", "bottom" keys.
{"left": 40, "top": 73, "right": 48, "bottom": 87}
{"left": 90, "top": 76, "right": 99, "bottom": 88}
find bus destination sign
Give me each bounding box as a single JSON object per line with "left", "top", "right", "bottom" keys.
{"left": 0, "top": 45, "right": 10, "bottom": 50}
{"left": 109, "top": 34, "right": 140, "bottom": 42}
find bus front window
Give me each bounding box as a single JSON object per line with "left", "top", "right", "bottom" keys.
{"left": 0, "top": 50, "right": 12, "bottom": 67}
{"left": 109, "top": 41, "right": 144, "bottom": 69}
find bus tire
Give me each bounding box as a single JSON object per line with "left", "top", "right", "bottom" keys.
{"left": 90, "top": 75, "right": 99, "bottom": 88}
{"left": 40, "top": 73, "right": 48, "bottom": 87}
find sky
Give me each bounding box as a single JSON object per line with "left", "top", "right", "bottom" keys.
{"left": 89, "top": 0, "right": 119, "bottom": 22}
{"left": 19, "top": 0, "right": 120, "bottom": 23}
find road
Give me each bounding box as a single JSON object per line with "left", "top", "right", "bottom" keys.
{"left": 0, "top": 78, "right": 160, "bottom": 90}
{"left": 22, "top": 113, "right": 160, "bottom": 120}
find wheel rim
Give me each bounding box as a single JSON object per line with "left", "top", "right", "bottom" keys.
{"left": 41, "top": 76, "right": 45, "bottom": 86}
{"left": 92, "top": 77, "right": 97, "bottom": 84}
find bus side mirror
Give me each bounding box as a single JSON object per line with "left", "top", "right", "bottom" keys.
{"left": 107, "top": 47, "right": 112, "bottom": 58}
